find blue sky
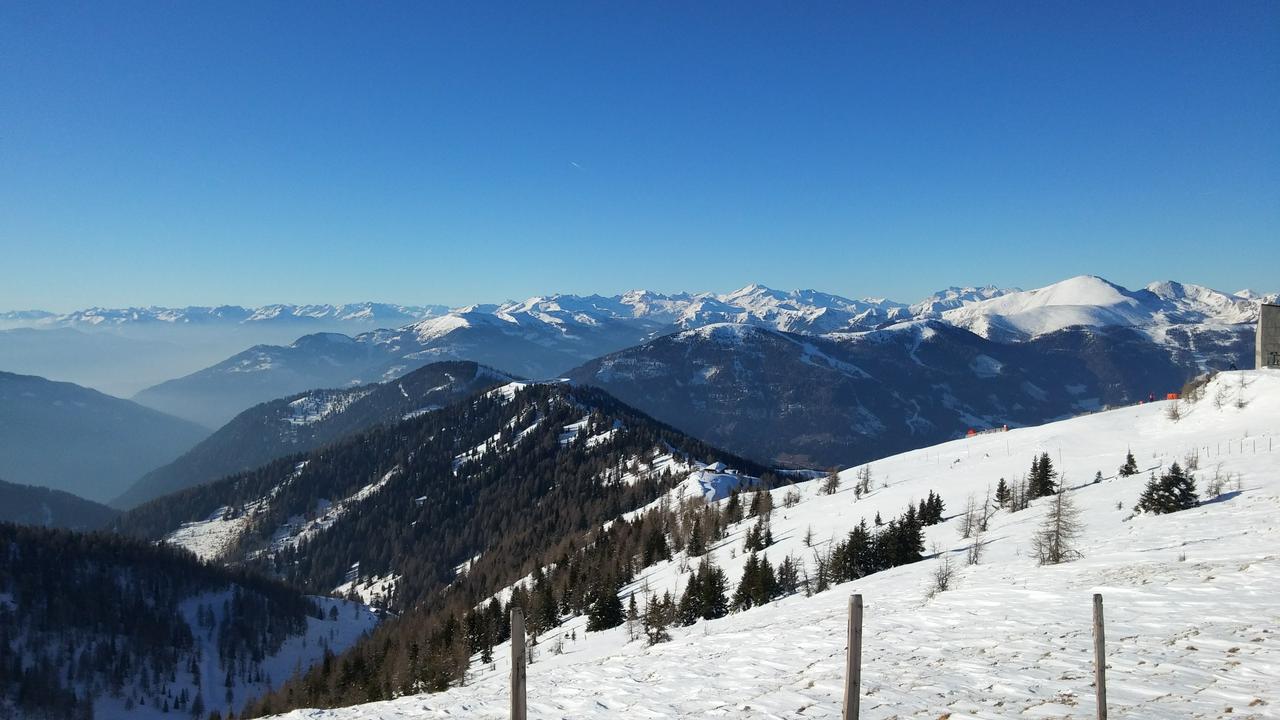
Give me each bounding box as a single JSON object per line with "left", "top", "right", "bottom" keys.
{"left": 2, "top": 2, "right": 1277, "bottom": 311}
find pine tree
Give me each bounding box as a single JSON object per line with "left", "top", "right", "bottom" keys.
{"left": 698, "top": 562, "right": 729, "bottom": 620}
{"left": 731, "top": 553, "right": 761, "bottom": 611}
{"left": 775, "top": 556, "right": 800, "bottom": 596}
{"left": 585, "top": 582, "right": 624, "bottom": 632}
{"left": 894, "top": 506, "right": 925, "bottom": 565}
{"left": 1119, "top": 450, "right": 1139, "bottom": 477}
{"left": 641, "top": 596, "right": 670, "bottom": 645}
{"left": 731, "top": 552, "right": 779, "bottom": 610}
{"left": 686, "top": 517, "right": 706, "bottom": 557}
{"left": 677, "top": 558, "right": 729, "bottom": 624}
{"left": 1029, "top": 452, "right": 1057, "bottom": 498}
{"left": 641, "top": 525, "right": 670, "bottom": 566}
{"left": 994, "top": 478, "right": 1009, "bottom": 508}
{"left": 723, "top": 491, "right": 743, "bottom": 525}
{"left": 748, "top": 488, "right": 773, "bottom": 518}
{"left": 920, "top": 490, "right": 944, "bottom": 525}
{"left": 624, "top": 595, "right": 639, "bottom": 642}
{"left": 1136, "top": 462, "right": 1199, "bottom": 514}
{"left": 743, "top": 515, "right": 773, "bottom": 551}
{"left": 833, "top": 520, "right": 873, "bottom": 582}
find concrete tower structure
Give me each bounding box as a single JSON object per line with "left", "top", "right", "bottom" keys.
{"left": 1259, "top": 303, "right": 1280, "bottom": 369}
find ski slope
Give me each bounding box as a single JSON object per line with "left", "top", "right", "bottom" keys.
{"left": 272, "top": 370, "right": 1280, "bottom": 720}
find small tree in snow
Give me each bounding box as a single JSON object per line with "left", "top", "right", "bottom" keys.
{"left": 820, "top": 469, "right": 841, "bottom": 495}
{"left": 1032, "top": 487, "right": 1084, "bottom": 565}
{"left": 1118, "top": 450, "right": 1139, "bottom": 477}
{"left": 856, "top": 465, "right": 873, "bottom": 495}
{"left": 957, "top": 495, "right": 977, "bottom": 539}
{"left": 641, "top": 595, "right": 670, "bottom": 645}
{"left": 624, "top": 595, "right": 639, "bottom": 642}
{"left": 966, "top": 527, "right": 985, "bottom": 566}
{"left": 927, "top": 554, "right": 955, "bottom": 599}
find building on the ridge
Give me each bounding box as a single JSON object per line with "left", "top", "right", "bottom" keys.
{"left": 1259, "top": 303, "right": 1280, "bottom": 369}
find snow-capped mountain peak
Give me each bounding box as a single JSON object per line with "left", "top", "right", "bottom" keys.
{"left": 941, "top": 275, "right": 1270, "bottom": 341}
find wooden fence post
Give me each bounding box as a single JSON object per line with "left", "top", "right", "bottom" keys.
{"left": 511, "top": 608, "right": 527, "bottom": 720}
{"left": 843, "top": 594, "right": 863, "bottom": 719}
{"left": 1093, "top": 593, "right": 1107, "bottom": 720}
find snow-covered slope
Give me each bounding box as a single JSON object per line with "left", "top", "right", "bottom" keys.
{"left": 271, "top": 370, "right": 1280, "bottom": 719}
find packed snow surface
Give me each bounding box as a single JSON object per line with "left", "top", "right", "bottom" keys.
{"left": 269, "top": 370, "right": 1280, "bottom": 720}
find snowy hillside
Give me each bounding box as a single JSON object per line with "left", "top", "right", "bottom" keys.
{"left": 271, "top": 370, "right": 1280, "bottom": 719}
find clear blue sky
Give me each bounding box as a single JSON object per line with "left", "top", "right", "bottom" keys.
{"left": 2, "top": 2, "right": 1277, "bottom": 311}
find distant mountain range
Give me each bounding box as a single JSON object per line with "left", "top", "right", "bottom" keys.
{"left": 0, "top": 303, "right": 449, "bottom": 398}
{"left": 123, "top": 276, "right": 1275, "bottom": 428}
{"left": 0, "top": 302, "right": 447, "bottom": 329}
{"left": 0, "top": 371, "right": 209, "bottom": 502}
{"left": 115, "top": 361, "right": 514, "bottom": 508}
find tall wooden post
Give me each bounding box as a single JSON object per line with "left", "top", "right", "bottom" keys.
{"left": 511, "top": 608, "right": 527, "bottom": 720}
{"left": 843, "top": 594, "right": 863, "bottom": 719}
{"left": 1092, "top": 594, "right": 1107, "bottom": 720}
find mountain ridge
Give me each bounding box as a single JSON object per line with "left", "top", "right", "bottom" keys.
{"left": 0, "top": 371, "right": 209, "bottom": 502}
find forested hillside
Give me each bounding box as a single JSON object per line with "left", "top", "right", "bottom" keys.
{"left": 0, "top": 523, "right": 377, "bottom": 720}
{"left": 0, "top": 478, "right": 117, "bottom": 530}
{"left": 111, "top": 382, "right": 769, "bottom": 713}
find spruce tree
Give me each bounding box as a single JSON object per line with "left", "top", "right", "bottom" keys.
{"left": 994, "top": 478, "right": 1009, "bottom": 508}
{"left": 699, "top": 562, "right": 729, "bottom": 620}
{"left": 1119, "top": 450, "right": 1139, "bottom": 477}
{"left": 724, "top": 491, "right": 743, "bottom": 525}
{"left": 641, "top": 596, "right": 670, "bottom": 645}
{"left": 1029, "top": 452, "right": 1057, "bottom": 498}
{"left": 731, "top": 553, "right": 761, "bottom": 611}
{"left": 624, "top": 595, "right": 639, "bottom": 641}
{"left": 1136, "top": 462, "right": 1199, "bottom": 514}
{"left": 686, "top": 517, "right": 706, "bottom": 557}
{"left": 775, "top": 556, "right": 800, "bottom": 596}
{"left": 586, "top": 582, "right": 624, "bottom": 632}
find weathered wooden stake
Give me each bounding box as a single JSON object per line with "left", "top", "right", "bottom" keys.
{"left": 843, "top": 594, "right": 863, "bottom": 719}
{"left": 1092, "top": 593, "right": 1107, "bottom": 720}
{"left": 511, "top": 608, "right": 527, "bottom": 720}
